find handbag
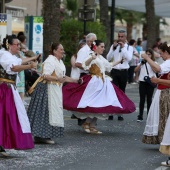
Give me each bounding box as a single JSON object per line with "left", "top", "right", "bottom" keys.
{"left": 143, "top": 63, "right": 157, "bottom": 88}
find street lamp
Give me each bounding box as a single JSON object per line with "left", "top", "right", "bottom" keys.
{"left": 78, "top": 0, "right": 95, "bottom": 35}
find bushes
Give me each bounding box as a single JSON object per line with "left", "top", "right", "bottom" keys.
{"left": 60, "top": 19, "right": 106, "bottom": 66}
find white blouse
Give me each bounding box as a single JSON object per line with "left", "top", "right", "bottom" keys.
{"left": 0, "top": 50, "right": 22, "bottom": 75}
{"left": 43, "top": 55, "right": 66, "bottom": 79}
{"left": 82, "top": 55, "right": 113, "bottom": 77}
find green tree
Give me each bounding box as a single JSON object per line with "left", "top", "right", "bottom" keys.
{"left": 64, "top": 0, "right": 78, "bottom": 19}
{"left": 42, "top": 0, "right": 61, "bottom": 59}
{"left": 60, "top": 19, "right": 106, "bottom": 66}
{"left": 115, "top": 9, "right": 143, "bottom": 41}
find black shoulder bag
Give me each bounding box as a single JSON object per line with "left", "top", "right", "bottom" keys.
{"left": 143, "top": 63, "right": 157, "bottom": 88}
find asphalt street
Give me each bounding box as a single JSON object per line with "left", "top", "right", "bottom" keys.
{"left": 0, "top": 83, "right": 170, "bottom": 170}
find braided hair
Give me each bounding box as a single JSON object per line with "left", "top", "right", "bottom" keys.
{"left": 159, "top": 42, "right": 170, "bottom": 54}
{"left": 49, "top": 42, "right": 60, "bottom": 55}
{"left": 2, "top": 34, "right": 18, "bottom": 50}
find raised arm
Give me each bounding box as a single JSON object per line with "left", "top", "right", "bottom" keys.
{"left": 142, "top": 53, "right": 161, "bottom": 72}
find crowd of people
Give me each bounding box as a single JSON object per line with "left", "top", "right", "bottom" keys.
{"left": 0, "top": 30, "right": 169, "bottom": 167}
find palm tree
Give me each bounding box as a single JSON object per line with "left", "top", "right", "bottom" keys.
{"left": 115, "top": 9, "right": 143, "bottom": 41}
{"left": 42, "top": 0, "right": 61, "bottom": 59}
{"left": 145, "top": 0, "right": 156, "bottom": 48}
{"left": 99, "top": 0, "right": 110, "bottom": 55}
{"left": 64, "top": 0, "right": 78, "bottom": 19}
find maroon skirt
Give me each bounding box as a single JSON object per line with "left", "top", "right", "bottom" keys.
{"left": 0, "top": 83, "right": 34, "bottom": 149}
{"left": 62, "top": 75, "right": 136, "bottom": 114}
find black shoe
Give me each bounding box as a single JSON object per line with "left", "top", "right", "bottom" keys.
{"left": 108, "top": 116, "right": 113, "bottom": 120}
{"left": 137, "top": 116, "right": 143, "bottom": 122}
{"left": 0, "top": 146, "right": 8, "bottom": 157}
{"left": 34, "top": 137, "right": 55, "bottom": 144}
{"left": 118, "top": 116, "right": 124, "bottom": 121}
{"left": 78, "top": 118, "right": 86, "bottom": 126}
{"left": 71, "top": 114, "right": 77, "bottom": 119}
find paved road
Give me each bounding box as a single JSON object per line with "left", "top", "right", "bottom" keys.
{"left": 0, "top": 84, "right": 170, "bottom": 170}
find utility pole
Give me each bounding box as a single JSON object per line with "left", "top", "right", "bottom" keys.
{"left": 78, "top": 0, "right": 95, "bottom": 36}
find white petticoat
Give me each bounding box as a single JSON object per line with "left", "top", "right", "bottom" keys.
{"left": 143, "top": 89, "right": 160, "bottom": 136}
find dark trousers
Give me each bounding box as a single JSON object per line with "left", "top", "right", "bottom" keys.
{"left": 128, "top": 66, "right": 136, "bottom": 84}
{"left": 77, "top": 72, "right": 88, "bottom": 126}
{"left": 138, "top": 81, "right": 155, "bottom": 118}
{"left": 111, "top": 68, "right": 128, "bottom": 92}
{"left": 109, "top": 68, "right": 128, "bottom": 119}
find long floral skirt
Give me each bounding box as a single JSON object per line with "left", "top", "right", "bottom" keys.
{"left": 143, "top": 88, "right": 170, "bottom": 144}
{"left": 0, "top": 83, "right": 34, "bottom": 149}
{"left": 27, "top": 82, "right": 64, "bottom": 138}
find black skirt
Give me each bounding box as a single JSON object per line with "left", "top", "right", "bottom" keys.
{"left": 27, "top": 82, "right": 64, "bottom": 138}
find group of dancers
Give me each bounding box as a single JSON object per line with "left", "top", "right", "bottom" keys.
{"left": 0, "top": 32, "right": 170, "bottom": 167}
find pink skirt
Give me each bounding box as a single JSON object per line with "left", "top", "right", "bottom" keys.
{"left": 0, "top": 83, "right": 34, "bottom": 149}
{"left": 63, "top": 75, "right": 136, "bottom": 114}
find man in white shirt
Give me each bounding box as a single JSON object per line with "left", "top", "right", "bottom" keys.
{"left": 75, "top": 33, "right": 97, "bottom": 76}
{"left": 106, "top": 29, "right": 133, "bottom": 121}
{"left": 74, "top": 33, "right": 97, "bottom": 125}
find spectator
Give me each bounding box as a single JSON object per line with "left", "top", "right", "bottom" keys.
{"left": 106, "top": 29, "right": 133, "bottom": 121}
{"left": 134, "top": 49, "right": 157, "bottom": 122}
{"left": 128, "top": 39, "right": 139, "bottom": 84}
{"left": 142, "top": 36, "right": 147, "bottom": 51}
{"left": 70, "top": 39, "right": 86, "bottom": 79}
{"left": 18, "top": 35, "right": 29, "bottom": 53}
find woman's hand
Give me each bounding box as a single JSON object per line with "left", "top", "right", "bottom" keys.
{"left": 151, "top": 77, "right": 159, "bottom": 84}
{"left": 167, "top": 73, "right": 170, "bottom": 80}
{"left": 141, "top": 53, "right": 148, "bottom": 60}
{"left": 77, "top": 77, "right": 83, "bottom": 84}
{"left": 120, "top": 58, "right": 125, "bottom": 64}
{"left": 58, "top": 77, "right": 66, "bottom": 83}
{"left": 91, "top": 54, "right": 97, "bottom": 60}
{"left": 32, "top": 54, "right": 42, "bottom": 62}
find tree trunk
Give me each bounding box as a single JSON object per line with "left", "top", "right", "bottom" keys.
{"left": 99, "top": 0, "right": 110, "bottom": 57}
{"left": 42, "top": 0, "right": 61, "bottom": 60}
{"left": 145, "top": 0, "right": 156, "bottom": 49}
{"left": 142, "top": 22, "right": 147, "bottom": 39}
{"left": 155, "top": 16, "right": 160, "bottom": 39}
{"left": 126, "top": 22, "right": 133, "bottom": 41}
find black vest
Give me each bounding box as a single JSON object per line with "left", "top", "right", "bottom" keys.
{"left": 0, "top": 65, "right": 17, "bottom": 82}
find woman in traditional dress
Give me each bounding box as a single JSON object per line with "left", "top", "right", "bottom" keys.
{"left": 0, "top": 35, "right": 38, "bottom": 156}
{"left": 27, "top": 42, "right": 81, "bottom": 144}
{"left": 147, "top": 74, "right": 170, "bottom": 166}
{"left": 142, "top": 43, "right": 170, "bottom": 147}
{"left": 63, "top": 40, "right": 136, "bottom": 134}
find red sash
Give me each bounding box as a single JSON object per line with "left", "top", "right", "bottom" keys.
{"left": 157, "top": 73, "right": 170, "bottom": 90}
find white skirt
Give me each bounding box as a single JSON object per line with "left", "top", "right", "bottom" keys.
{"left": 143, "top": 89, "right": 161, "bottom": 136}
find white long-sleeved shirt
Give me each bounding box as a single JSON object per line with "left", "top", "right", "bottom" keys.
{"left": 76, "top": 44, "right": 93, "bottom": 74}
{"left": 106, "top": 43, "right": 133, "bottom": 70}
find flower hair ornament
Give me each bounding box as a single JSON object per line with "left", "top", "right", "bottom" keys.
{"left": 91, "top": 41, "right": 96, "bottom": 51}
{"left": 167, "top": 43, "right": 170, "bottom": 48}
